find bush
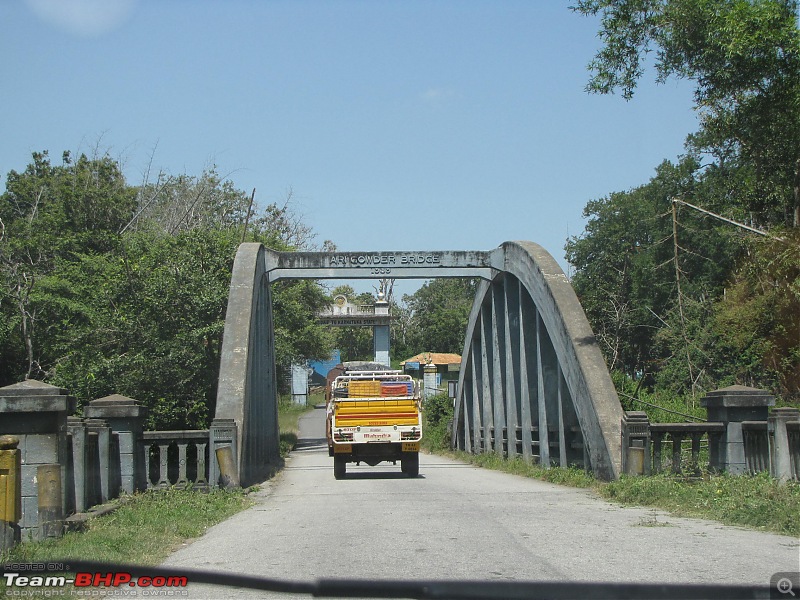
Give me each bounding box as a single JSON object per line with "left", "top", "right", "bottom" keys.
{"left": 423, "top": 393, "right": 454, "bottom": 452}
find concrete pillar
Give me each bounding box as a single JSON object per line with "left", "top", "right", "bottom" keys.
{"left": 0, "top": 380, "right": 73, "bottom": 541}
{"left": 0, "top": 435, "right": 22, "bottom": 551}
{"left": 373, "top": 297, "right": 390, "bottom": 367}
{"left": 67, "top": 416, "right": 87, "bottom": 513}
{"left": 85, "top": 418, "right": 111, "bottom": 504}
{"left": 209, "top": 419, "right": 238, "bottom": 489}
{"left": 423, "top": 363, "right": 438, "bottom": 399}
{"left": 621, "top": 411, "right": 651, "bottom": 475}
{"left": 37, "top": 464, "right": 63, "bottom": 540}
{"left": 701, "top": 386, "right": 774, "bottom": 475}
{"left": 85, "top": 395, "right": 148, "bottom": 494}
{"left": 768, "top": 407, "right": 799, "bottom": 482}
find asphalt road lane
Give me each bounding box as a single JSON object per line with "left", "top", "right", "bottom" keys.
{"left": 163, "top": 407, "right": 799, "bottom": 598}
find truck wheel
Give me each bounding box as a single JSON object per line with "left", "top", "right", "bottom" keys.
{"left": 401, "top": 453, "right": 419, "bottom": 477}
{"left": 333, "top": 456, "right": 346, "bottom": 479}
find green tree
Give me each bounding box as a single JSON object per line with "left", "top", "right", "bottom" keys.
{"left": 0, "top": 151, "right": 136, "bottom": 380}
{"left": 403, "top": 278, "right": 477, "bottom": 355}
{"left": 0, "top": 150, "right": 334, "bottom": 428}
{"left": 712, "top": 230, "right": 800, "bottom": 398}
{"left": 566, "top": 157, "right": 743, "bottom": 393}
{"left": 574, "top": 0, "right": 800, "bottom": 227}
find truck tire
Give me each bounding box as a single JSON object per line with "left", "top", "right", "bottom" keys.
{"left": 333, "top": 456, "right": 347, "bottom": 479}
{"left": 401, "top": 453, "right": 419, "bottom": 477}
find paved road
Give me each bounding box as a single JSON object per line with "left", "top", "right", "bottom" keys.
{"left": 163, "top": 407, "right": 799, "bottom": 598}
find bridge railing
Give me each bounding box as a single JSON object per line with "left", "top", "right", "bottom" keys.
{"left": 621, "top": 389, "right": 800, "bottom": 481}
{"left": 142, "top": 430, "right": 210, "bottom": 490}
{"left": 648, "top": 423, "right": 725, "bottom": 474}
{"left": 0, "top": 381, "right": 224, "bottom": 547}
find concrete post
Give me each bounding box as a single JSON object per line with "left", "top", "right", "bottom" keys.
{"left": 701, "top": 386, "right": 774, "bottom": 475}
{"left": 67, "top": 416, "right": 87, "bottom": 513}
{"left": 37, "top": 464, "right": 63, "bottom": 540}
{"left": 0, "top": 435, "right": 22, "bottom": 551}
{"left": 0, "top": 380, "right": 73, "bottom": 541}
{"left": 215, "top": 445, "right": 240, "bottom": 489}
{"left": 209, "top": 419, "right": 238, "bottom": 489}
{"left": 768, "top": 407, "right": 800, "bottom": 482}
{"left": 423, "top": 363, "right": 438, "bottom": 400}
{"left": 621, "top": 411, "right": 651, "bottom": 476}
{"left": 85, "top": 418, "right": 111, "bottom": 504}
{"left": 85, "top": 395, "right": 148, "bottom": 494}
{"left": 373, "top": 296, "right": 390, "bottom": 367}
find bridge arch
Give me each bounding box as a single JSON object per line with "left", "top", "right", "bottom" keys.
{"left": 452, "top": 242, "right": 623, "bottom": 480}
{"left": 212, "top": 241, "right": 624, "bottom": 485}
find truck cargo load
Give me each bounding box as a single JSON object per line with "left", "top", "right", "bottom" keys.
{"left": 325, "top": 367, "right": 422, "bottom": 479}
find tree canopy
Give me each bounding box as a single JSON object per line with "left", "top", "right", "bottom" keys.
{"left": 570, "top": 0, "right": 800, "bottom": 402}
{"left": 0, "top": 151, "right": 333, "bottom": 428}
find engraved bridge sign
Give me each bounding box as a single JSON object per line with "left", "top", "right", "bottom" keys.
{"left": 266, "top": 250, "right": 500, "bottom": 281}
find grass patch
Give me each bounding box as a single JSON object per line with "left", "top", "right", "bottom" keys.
{"left": 0, "top": 487, "right": 253, "bottom": 570}
{"left": 446, "top": 449, "right": 596, "bottom": 488}
{"left": 600, "top": 471, "right": 800, "bottom": 537}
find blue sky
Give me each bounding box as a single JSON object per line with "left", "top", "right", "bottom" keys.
{"left": 1, "top": 0, "right": 698, "bottom": 294}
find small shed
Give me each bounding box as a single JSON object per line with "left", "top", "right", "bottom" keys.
{"left": 400, "top": 352, "right": 462, "bottom": 395}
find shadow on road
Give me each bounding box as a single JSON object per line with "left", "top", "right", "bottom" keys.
{"left": 338, "top": 470, "right": 426, "bottom": 480}
{"left": 294, "top": 437, "right": 328, "bottom": 451}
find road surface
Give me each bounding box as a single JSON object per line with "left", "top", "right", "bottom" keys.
{"left": 163, "top": 407, "right": 799, "bottom": 598}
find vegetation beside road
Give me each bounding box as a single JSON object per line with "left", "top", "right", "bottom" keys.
{"left": 0, "top": 487, "right": 253, "bottom": 571}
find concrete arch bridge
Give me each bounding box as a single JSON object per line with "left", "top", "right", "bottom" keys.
{"left": 208, "top": 241, "right": 624, "bottom": 486}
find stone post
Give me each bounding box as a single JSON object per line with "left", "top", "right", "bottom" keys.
{"left": 0, "top": 380, "right": 73, "bottom": 541}
{"left": 768, "top": 407, "right": 800, "bottom": 482}
{"left": 0, "top": 435, "right": 22, "bottom": 551}
{"left": 85, "top": 418, "right": 111, "bottom": 503}
{"left": 37, "top": 464, "right": 63, "bottom": 540}
{"left": 85, "top": 395, "right": 148, "bottom": 494}
{"left": 423, "top": 363, "right": 438, "bottom": 399}
{"left": 701, "top": 386, "right": 774, "bottom": 475}
{"left": 67, "top": 416, "right": 87, "bottom": 513}
{"left": 209, "top": 419, "right": 238, "bottom": 488}
{"left": 621, "top": 411, "right": 651, "bottom": 476}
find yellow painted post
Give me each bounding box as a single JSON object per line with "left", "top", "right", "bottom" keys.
{"left": 215, "top": 445, "right": 240, "bottom": 489}
{"left": 0, "top": 435, "right": 22, "bottom": 551}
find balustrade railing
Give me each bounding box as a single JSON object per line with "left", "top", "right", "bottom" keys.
{"left": 141, "top": 430, "right": 210, "bottom": 489}
{"left": 649, "top": 423, "right": 725, "bottom": 474}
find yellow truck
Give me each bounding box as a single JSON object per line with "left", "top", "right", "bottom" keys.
{"left": 326, "top": 369, "right": 422, "bottom": 479}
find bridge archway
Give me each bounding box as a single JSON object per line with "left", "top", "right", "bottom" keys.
{"left": 211, "top": 241, "right": 624, "bottom": 485}
{"left": 452, "top": 242, "right": 623, "bottom": 480}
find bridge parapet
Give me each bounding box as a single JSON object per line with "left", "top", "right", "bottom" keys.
{"left": 619, "top": 387, "right": 799, "bottom": 481}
